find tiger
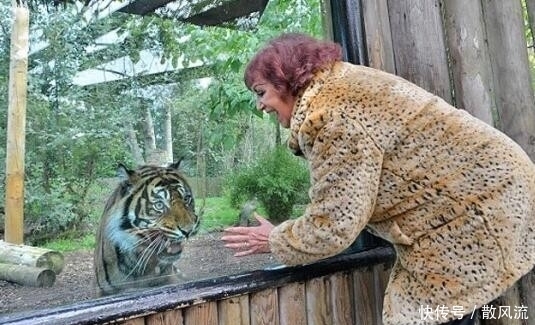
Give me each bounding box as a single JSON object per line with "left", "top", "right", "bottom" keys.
{"left": 93, "top": 161, "right": 199, "bottom": 296}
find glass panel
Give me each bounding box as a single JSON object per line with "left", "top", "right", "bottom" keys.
{"left": 0, "top": 0, "right": 324, "bottom": 315}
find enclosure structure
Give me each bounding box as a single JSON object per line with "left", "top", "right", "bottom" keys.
{"left": 2, "top": 0, "right": 535, "bottom": 324}
{"left": 0, "top": 247, "right": 395, "bottom": 325}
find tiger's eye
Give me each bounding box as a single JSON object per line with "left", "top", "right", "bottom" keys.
{"left": 154, "top": 202, "right": 165, "bottom": 211}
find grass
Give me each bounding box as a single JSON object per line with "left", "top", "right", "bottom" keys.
{"left": 42, "top": 234, "right": 95, "bottom": 252}
{"left": 197, "top": 196, "right": 240, "bottom": 232}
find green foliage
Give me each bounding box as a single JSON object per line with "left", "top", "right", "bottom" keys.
{"left": 0, "top": 0, "right": 323, "bottom": 244}
{"left": 225, "top": 146, "right": 309, "bottom": 223}
{"left": 23, "top": 176, "right": 109, "bottom": 245}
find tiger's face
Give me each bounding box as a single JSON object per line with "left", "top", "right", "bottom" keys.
{"left": 101, "top": 162, "right": 199, "bottom": 280}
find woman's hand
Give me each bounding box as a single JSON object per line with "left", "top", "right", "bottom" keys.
{"left": 221, "top": 213, "right": 275, "bottom": 257}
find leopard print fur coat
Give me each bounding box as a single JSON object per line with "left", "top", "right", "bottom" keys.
{"left": 269, "top": 61, "right": 535, "bottom": 325}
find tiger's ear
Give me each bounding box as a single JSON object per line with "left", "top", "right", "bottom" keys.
{"left": 168, "top": 157, "right": 184, "bottom": 170}
{"left": 116, "top": 163, "right": 136, "bottom": 183}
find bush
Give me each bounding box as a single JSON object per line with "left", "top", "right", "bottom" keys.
{"left": 226, "top": 146, "right": 310, "bottom": 223}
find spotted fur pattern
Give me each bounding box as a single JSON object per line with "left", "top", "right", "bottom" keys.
{"left": 94, "top": 162, "right": 199, "bottom": 296}
{"left": 270, "top": 62, "right": 535, "bottom": 325}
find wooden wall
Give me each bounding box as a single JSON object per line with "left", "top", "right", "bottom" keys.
{"left": 118, "top": 265, "right": 390, "bottom": 325}
{"left": 359, "top": 1, "right": 535, "bottom": 325}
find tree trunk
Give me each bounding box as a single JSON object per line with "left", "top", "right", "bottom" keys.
{"left": 526, "top": 0, "right": 535, "bottom": 47}
{"left": 125, "top": 121, "right": 144, "bottom": 165}
{"left": 5, "top": 2, "right": 29, "bottom": 245}
{"left": 0, "top": 240, "right": 64, "bottom": 274}
{"left": 196, "top": 125, "right": 207, "bottom": 199}
{"left": 275, "top": 123, "right": 281, "bottom": 146}
{"left": 142, "top": 103, "right": 157, "bottom": 160}
{"left": 0, "top": 263, "right": 55, "bottom": 287}
{"left": 164, "top": 102, "right": 173, "bottom": 163}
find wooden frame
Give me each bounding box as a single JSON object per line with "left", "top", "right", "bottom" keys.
{"left": 0, "top": 247, "right": 395, "bottom": 325}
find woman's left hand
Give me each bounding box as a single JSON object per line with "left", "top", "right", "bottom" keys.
{"left": 221, "top": 213, "right": 274, "bottom": 257}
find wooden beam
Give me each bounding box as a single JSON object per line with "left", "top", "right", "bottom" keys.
{"left": 118, "top": 0, "right": 174, "bottom": 15}
{"left": 81, "top": 64, "right": 216, "bottom": 90}
{"left": 183, "top": 0, "right": 268, "bottom": 26}
{"left": 5, "top": 2, "right": 29, "bottom": 245}
{"left": 117, "top": 0, "right": 269, "bottom": 27}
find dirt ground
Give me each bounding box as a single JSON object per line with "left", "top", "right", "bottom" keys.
{"left": 0, "top": 232, "right": 277, "bottom": 316}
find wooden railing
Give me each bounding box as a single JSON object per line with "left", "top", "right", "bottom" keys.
{"left": 0, "top": 246, "right": 395, "bottom": 325}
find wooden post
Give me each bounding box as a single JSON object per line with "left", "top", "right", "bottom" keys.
{"left": 442, "top": 0, "right": 497, "bottom": 125}
{"left": 387, "top": 0, "right": 453, "bottom": 103}
{"left": 526, "top": 0, "right": 535, "bottom": 47}
{"left": 482, "top": 0, "right": 535, "bottom": 159}
{"left": 5, "top": 1, "right": 29, "bottom": 244}
{"left": 361, "top": 0, "right": 396, "bottom": 73}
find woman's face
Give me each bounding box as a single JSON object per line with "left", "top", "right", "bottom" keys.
{"left": 251, "top": 79, "right": 296, "bottom": 128}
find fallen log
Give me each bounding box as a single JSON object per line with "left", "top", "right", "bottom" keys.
{"left": 0, "top": 262, "right": 55, "bottom": 287}
{"left": 0, "top": 241, "right": 64, "bottom": 274}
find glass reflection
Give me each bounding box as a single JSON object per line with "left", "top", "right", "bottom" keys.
{"left": 0, "top": 0, "right": 323, "bottom": 316}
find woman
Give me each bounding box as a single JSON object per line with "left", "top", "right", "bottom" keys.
{"left": 221, "top": 33, "right": 535, "bottom": 325}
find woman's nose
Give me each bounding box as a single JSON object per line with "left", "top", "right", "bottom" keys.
{"left": 256, "top": 99, "right": 265, "bottom": 111}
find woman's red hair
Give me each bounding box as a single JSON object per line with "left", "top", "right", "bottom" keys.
{"left": 244, "top": 33, "right": 343, "bottom": 97}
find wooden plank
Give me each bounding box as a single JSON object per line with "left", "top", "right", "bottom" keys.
{"left": 373, "top": 263, "right": 392, "bottom": 325}
{"left": 442, "top": 0, "right": 496, "bottom": 125}
{"left": 330, "top": 272, "right": 354, "bottom": 325}
{"left": 483, "top": 283, "right": 522, "bottom": 325}
{"left": 353, "top": 268, "right": 377, "bottom": 325}
{"left": 386, "top": 0, "right": 452, "bottom": 103}
{"left": 184, "top": 301, "right": 217, "bottom": 325}
{"left": 519, "top": 270, "right": 535, "bottom": 325}
{"left": 121, "top": 317, "right": 146, "bottom": 325}
{"left": 279, "top": 282, "right": 306, "bottom": 325}
{"left": 218, "top": 296, "right": 250, "bottom": 325}
{"left": 362, "top": 0, "right": 396, "bottom": 73}
{"left": 481, "top": 0, "right": 535, "bottom": 160}
{"left": 146, "top": 309, "right": 183, "bottom": 325}
{"left": 306, "top": 276, "right": 331, "bottom": 325}
{"left": 250, "top": 288, "right": 279, "bottom": 325}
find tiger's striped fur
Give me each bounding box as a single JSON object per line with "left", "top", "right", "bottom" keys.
{"left": 94, "top": 162, "right": 199, "bottom": 296}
